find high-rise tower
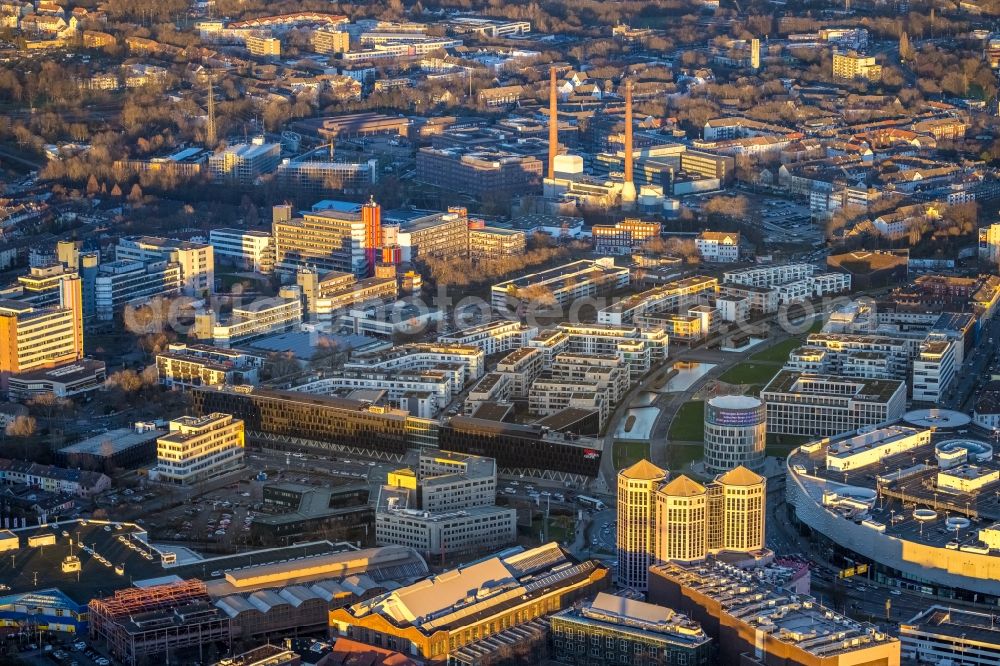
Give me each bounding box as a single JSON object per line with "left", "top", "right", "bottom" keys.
{"left": 616, "top": 459, "right": 667, "bottom": 591}
{"left": 621, "top": 80, "right": 637, "bottom": 210}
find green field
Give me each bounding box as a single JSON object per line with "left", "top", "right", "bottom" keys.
{"left": 667, "top": 442, "right": 704, "bottom": 470}
{"left": 669, "top": 401, "right": 704, "bottom": 441}
{"left": 750, "top": 338, "right": 805, "bottom": 364}
{"left": 718, "top": 362, "right": 782, "bottom": 386}
{"left": 613, "top": 440, "right": 650, "bottom": 471}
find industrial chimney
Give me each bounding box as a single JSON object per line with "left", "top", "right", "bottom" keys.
{"left": 548, "top": 66, "right": 558, "bottom": 180}
{"left": 621, "top": 79, "right": 637, "bottom": 209}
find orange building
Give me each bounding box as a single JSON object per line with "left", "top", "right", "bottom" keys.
{"left": 0, "top": 276, "right": 83, "bottom": 389}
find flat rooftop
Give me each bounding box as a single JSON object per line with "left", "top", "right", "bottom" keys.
{"left": 903, "top": 605, "right": 1000, "bottom": 645}
{"left": 59, "top": 427, "right": 165, "bottom": 456}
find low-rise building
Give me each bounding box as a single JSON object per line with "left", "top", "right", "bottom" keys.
{"left": 901, "top": 605, "right": 1000, "bottom": 666}
{"left": 550, "top": 592, "right": 712, "bottom": 666}
{"left": 695, "top": 231, "right": 739, "bottom": 262}
{"left": 438, "top": 320, "right": 537, "bottom": 355}
{"left": 592, "top": 219, "right": 661, "bottom": 255}
{"left": 195, "top": 289, "right": 303, "bottom": 348}
{"left": 492, "top": 258, "right": 630, "bottom": 311}
{"left": 155, "top": 342, "right": 264, "bottom": 389}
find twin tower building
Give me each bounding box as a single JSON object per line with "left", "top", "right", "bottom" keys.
{"left": 616, "top": 460, "right": 767, "bottom": 591}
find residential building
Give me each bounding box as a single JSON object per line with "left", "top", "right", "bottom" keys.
{"left": 344, "top": 343, "right": 485, "bottom": 383}
{"left": 550, "top": 593, "right": 712, "bottom": 666}
{"left": 327, "top": 543, "right": 609, "bottom": 663}
{"left": 833, "top": 50, "right": 882, "bottom": 81}
{"left": 695, "top": 231, "right": 739, "bottom": 262}
{"left": 116, "top": 236, "right": 214, "bottom": 296}
{"left": 555, "top": 322, "right": 669, "bottom": 380}
{"left": 703, "top": 395, "right": 766, "bottom": 473}
{"left": 209, "top": 228, "right": 275, "bottom": 274}
{"left": 496, "top": 347, "right": 544, "bottom": 398}
{"left": 415, "top": 147, "right": 542, "bottom": 197}
{"left": 208, "top": 138, "right": 281, "bottom": 186}
{"left": 723, "top": 263, "right": 814, "bottom": 288}
{"left": 648, "top": 560, "right": 901, "bottom": 666}
{"left": 438, "top": 320, "right": 537, "bottom": 355}
{"left": 152, "top": 413, "right": 246, "bottom": 485}
{"left": 296, "top": 369, "right": 454, "bottom": 418}
{"left": 245, "top": 33, "right": 280, "bottom": 57}
{"left": 980, "top": 222, "right": 1000, "bottom": 266}
{"left": 94, "top": 260, "right": 183, "bottom": 321}
{"left": 0, "top": 276, "right": 83, "bottom": 390}
{"left": 761, "top": 370, "right": 907, "bottom": 436}
{"left": 0, "top": 459, "right": 110, "bottom": 497}
{"left": 155, "top": 342, "right": 264, "bottom": 389}
{"left": 597, "top": 276, "right": 718, "bottom": 326}
{"left": 313, "top": 27, "right": 350, "bottom": 54}
{"left": 617, "top": 461, "right": 767, "bottom": 591}
{"left": 491, "top": 258, "right": 630, "bottom": 311}
{"left": 592, "top": 219, "right": 661, "bottom": 255}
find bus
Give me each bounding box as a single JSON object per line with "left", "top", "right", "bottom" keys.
{"left": 577, "top": 495, "right": 606, "bottom": 511}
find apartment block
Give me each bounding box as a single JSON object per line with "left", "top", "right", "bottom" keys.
{"left": 116, "top": 236, "right": 214, "bottom": 296}
{"left": 529, "top": 377, "right": 609, "bottom": 429}
{"left": 345, "top": 343, "right": 485, "bottom": 383}
{"left": 555, "top": 322, "right": 668, "bottom": 380}
{"left": 312, "top": 26, "right": 350, "bottom": 54}
{"left": 438, "top": 320, "right": 538, "bottom": 355}
{"left": 464, "top": 372, "right": 513, "bottom": 414}
{"left": 833, "top": 50, "right": 882, "bottom": 81}
{"left": 496, "top": 347, "right": 544, "bottom": 398}
{"left": 296, "top": 368, "right": 455, "bottom": 418}
{"left": 761, "top": 370, "right": 907, "bottom": 437}
{"left": 597, "top": 275, "right": 718, "bottom": 325}
{"left": 152, "top": 413, "right": 246, "bottom": 485}
{"left": 912, "top": 338, "right": 957, "bottom": 403}
{"left": 491, "top": 258, "right": 630, "bottom": 311}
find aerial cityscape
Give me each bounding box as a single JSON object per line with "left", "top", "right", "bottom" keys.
{"left": 0, "top": 0, "right": 999, "bottom": 664}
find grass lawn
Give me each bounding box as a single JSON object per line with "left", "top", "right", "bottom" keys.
{"left": 613, "top": 440, "right": 650, "bottom": 471}
{"left": 668, "top": 442, "right": 703, "bottom": 470}
{"left": 531, "top": 516, "right": 575, "bottom": 544}
{"left": 669, "top": 401, "right": 704, "bottom": 441}
{"left": 751, "top": 338, "right": 805, "bottom": 364}
{"left": 718, "top": 362, "right": 782, "bottom": 386}
{"left": 809, "top": 318, "right": 825, "bottom": 333}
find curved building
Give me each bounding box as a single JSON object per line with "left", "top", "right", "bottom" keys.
{"left": 786, "top": 426, "right": 1000, "bottom": 601}
{"left": 616, "top": 460, "right": 666, "bottom": 591}
{"left": 703, "top": 395, "right": 766, "bottom": 473}
{"left": 655, "top": 475, "right": 707, "bottom": 563}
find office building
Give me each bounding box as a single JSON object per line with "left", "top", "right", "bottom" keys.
{"left": 328, "top": 543, "right": 609, "bottom": 663}
{"left": 7, "top": 359, "right": 107, "bottom": 400}
{"left": 592, "top": 219, "right": 661, "bottom": 255}
{"left": 467, "top": 224, "right": 526, "bottom": 261}
{"left": 380, "top": 207, "right": 470, "bottom": 263}
{"left": 208, "top": 138, "right": 281, "bottom": 186}
{"left": 649, "top": 560, "right": 901, "bottom": 666}
{"left": 415, "top": 147, "right": 542, "bottom": 197}
{"left": 833, "top": 50, "right": 882, "bottom": 81}
{"left": 250, "top": 481, "right": 372, "bottom": 546}
{"left": 0, "top": 276, "right": 83, "bottom": 389}
{"left": 275, "top": 157, "right": 377, "bottom": 197}
{"left": 695, "top": 231, "right": 739, "bottom": 262}
{"left": 155, "top": 342, "right": 264, "bottom": 389}
{"left": 912, "top": 338, "right": 957, "bottom": 403}
{"left": 550, "top": 592, "right": 712, "bottom": 666}
{"left": 5, "top": 263, "right": 78, "bottom": 306}
{"left": 762, "top": 371, "right": 907, "bottom": 437}
{"left": 438, "top": 416, "right": 602, "bottom": 483}
{"left": 617, "top": 461, "right": 767, "bottom": 590}
{"left": 192, "top": 384, "right": 427, "bottom": 457}
{"left": 273, "top": 200, "right": 382, "bottom": 278}
{"left": 438, "top": 320, "right": 537, "bottom": 355}
{"left": 491, "top": 258, "right": 630, "bottom": 311}
{"left": 94, "top": 259, "right": 183, "bottom": 321}
{"left": 617, "top": 460, "right": 666, "bottom": 591}
{"left": 375, "top": 506, "right": 516, "bottom": 562}
{"left": 901, "top": 605, "right": 1000, "bottom": 666}
{"left": 703, "top": 395, "right": 766, "bottom": 473}
{"left": 194, "top": 289, "right": 303, "bottom": 348}
{"left": 152, "top": 413, "right": 245, "bottom": 485}
{"left": 116, "top": 236, "right": 214, "bottom": 296}
{"left": 209, "top": 228, "right": 274, "bottom": 274}
{"left": 58, "top": 423, "right": 164, "bottom": 471}
{"left": 296, "top": 269, "right": 397, "bottom": 322}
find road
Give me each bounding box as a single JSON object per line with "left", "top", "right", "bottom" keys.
{"left": 941, "top": 314, "right": 1000, "bottom": 414}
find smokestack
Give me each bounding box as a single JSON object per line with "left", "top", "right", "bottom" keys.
{"left": 621, "top": 79, "right": 637, "bottom": 209}
{"left": 548, "top": 66, "right": 558, "bottom": 180}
